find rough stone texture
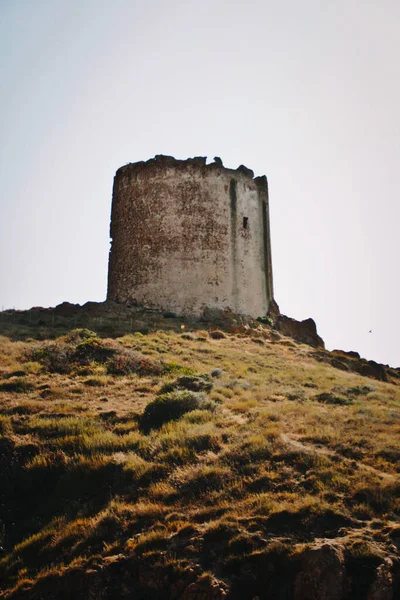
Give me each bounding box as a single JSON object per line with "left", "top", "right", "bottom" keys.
{"left": 107, "top": 155, "right": 274, "bottom": 318}
{"left": 312, "top": 348, "right": 397, "bottom": 382}
{"left": 367, "top": 558, "right": 394, "bottom": 600}
{"left": 274, "top": 314, "right": 325, "bottom": 348}
{"left": 294, "top": 541, "right": 347, "bottom": 600}
{"left": 180, "top": 575, "right": 228, "bottom": 599}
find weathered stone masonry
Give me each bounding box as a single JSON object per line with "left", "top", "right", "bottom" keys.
{"left": 107, "top": 155, "right": 274, "bottom": 318}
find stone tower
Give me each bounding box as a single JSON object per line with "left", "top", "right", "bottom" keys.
{"left": 107, "top": 155, "right": 274, "bottom": 318}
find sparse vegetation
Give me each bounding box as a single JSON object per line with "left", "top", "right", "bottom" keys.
{"left": 0, "top": 309, "right": 399, "bottom": 598}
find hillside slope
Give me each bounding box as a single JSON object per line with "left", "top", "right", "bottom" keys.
{"left": 0, "top": 307, "right": 399, "bottom": 599}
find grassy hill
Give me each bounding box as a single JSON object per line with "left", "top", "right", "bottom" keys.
{"left": 0, "top": 306, "right": 399, "bottom": 599}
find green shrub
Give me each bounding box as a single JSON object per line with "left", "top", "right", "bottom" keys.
{"left": 159, "top": 375, "right": 212, "bottom": 394}
{"left": 29, "top": 343, "right": 73, "bottom": 373}
{"left": 65, "top": 329, "right": 97, "bottom": 343}
{"left": 28, "top": 336, "right": 159, "bottom": 377}
{"left": 347, "top": 385, "right": 374, "bottom": 396}
{"left": 164, "top": 362, "right": 196, "bottom": 376}
{"left": 74, "top": 337, "right": 116, "bottom": 364}
{"left": 315, "top": 392, "right": 353, "bottom": 406}
{"left": 141, "top": 391, "right": 214, "bottom": 431}
{"left": 257, "top": 316, "right": 273, "bottom": 326}
{"left": 29, "top": 337, "right": 114, "bottom": 373}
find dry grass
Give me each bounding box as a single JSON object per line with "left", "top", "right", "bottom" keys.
{"left": 0, "top": 318, "right": 399, "bottom": 598}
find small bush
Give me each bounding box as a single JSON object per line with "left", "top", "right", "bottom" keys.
{"left": 28, "top": 335, "right": 117, "bottom": 373}
{"left": 211, "top": 368, "right": 223, "bottom": 378}
{"left": 141, "top": 391, "right": 214, "bottom": 431}
{"left": 159, "top": 375, "right": 212, "bottom": 394}
{"left": 257, "top": 315, "right": 273, "bottom": 326}
{"left": 84, "top": 376, "right": 109, "bottom": 387}
{"left": 347, "top": 385, "right": 374, "bottom": 396}
{"left": 23, "top": 362, "right": 42, "bottom": 375}
{"left": 106, "top": 350, "right": 163, "bottom": 376}
{"left": 315, "top": 392, "right": 353, "bottom": 406}
{"left": 74, "top": 337, "right": 116, "bottom": 364}
{"left": 65, "top": 329, "right": 97, "bottom": 343}
{"left": 164, "top": 362, "right": 196, "bottom": 376}
{"left": 29, "top": 343, "right": 73, "bottom": 373}
{"left": 210, "top": 330, "right": 226, "bottom": 340}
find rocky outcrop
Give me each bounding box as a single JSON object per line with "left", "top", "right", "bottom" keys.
{"left": 312, "top": 348, "right": 400, "bottom": 383}
{"left": 294, "top": 541, "right": 346, "bottom": 600}
{"left": 274, "top": 314, "right": 325, "bottom": 349}
{"left": 367, "top": 558, "right": 394, "bottom": 600}
{"left": 293, "top": 541, "right": 400, "bottom": 600}
{"left": 180, "top": 575, "right": 228, "bottom": 599}
{"left": 2, "top": 302, "right": 398, "bottom": 385}
{"left": 54, "top": 302, "right": 80, "bottom": 317}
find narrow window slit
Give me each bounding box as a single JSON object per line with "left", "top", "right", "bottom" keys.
{"left": 243, "top": 217, "right": 248, "bottom": 229}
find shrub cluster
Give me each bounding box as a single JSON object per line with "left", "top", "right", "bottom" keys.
{"left": 106, "top": 351, "right": 163, "bottom": 376}
{"left": 28, "top": 330, "right": 162, "bottom": 376}
{"left": 315, "top": 392, "right": 353, "bottom": 406}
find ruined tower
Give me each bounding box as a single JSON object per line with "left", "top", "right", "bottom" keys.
{"left": 107, "top": 155, "right": 274, "bottom": 318}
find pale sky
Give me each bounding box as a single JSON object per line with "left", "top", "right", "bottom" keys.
{"left": 1, "top": 0, "right": 399, "bottom": 367}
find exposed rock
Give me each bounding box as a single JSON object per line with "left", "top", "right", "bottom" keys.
{"left": 357, "top": 359, "right": 388, "bottom": 382}
{"left": 274, "top": 315, "right": 325, "bottom": 349}
{"left": 180, "top": 574, "right": 228, "bottom": 599}
{"left": 294, "top": 541, "right": 346, "bottom": 600}
{"left": 201, "top": 307, "right": 253, "bottom": 328}
{"left": 332, "top": 349, "right": 360, "bottom": 359}
{"left": 269, "top": 330, "right": 282, "bottom": 342}
{"left": 313, "top": 349, "right": 390, "bottom": 383}
{"left": 267, "top": 298, "right": 281, "bottom": 319}
{"left": 5, "top": 299, "right": 397, "bottom": 386}
{"left": 81, "top": 301, "right": 105, "bottom": 314}
{"left": 54, "top": 302, "right": 81, "bottom": 317}
{"left": 387, "top": 367, "right": 400, "bottom": 381}
{"left": 367, "top": 558, "right": 394, "bottom": 600}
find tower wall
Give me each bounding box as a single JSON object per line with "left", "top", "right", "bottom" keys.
{"left": 107, "top": 155, "right": 274, "bottom": 318}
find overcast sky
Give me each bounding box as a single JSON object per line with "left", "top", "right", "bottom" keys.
{"left": 1, "top": 0, "right": 399, "bottom": 367}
